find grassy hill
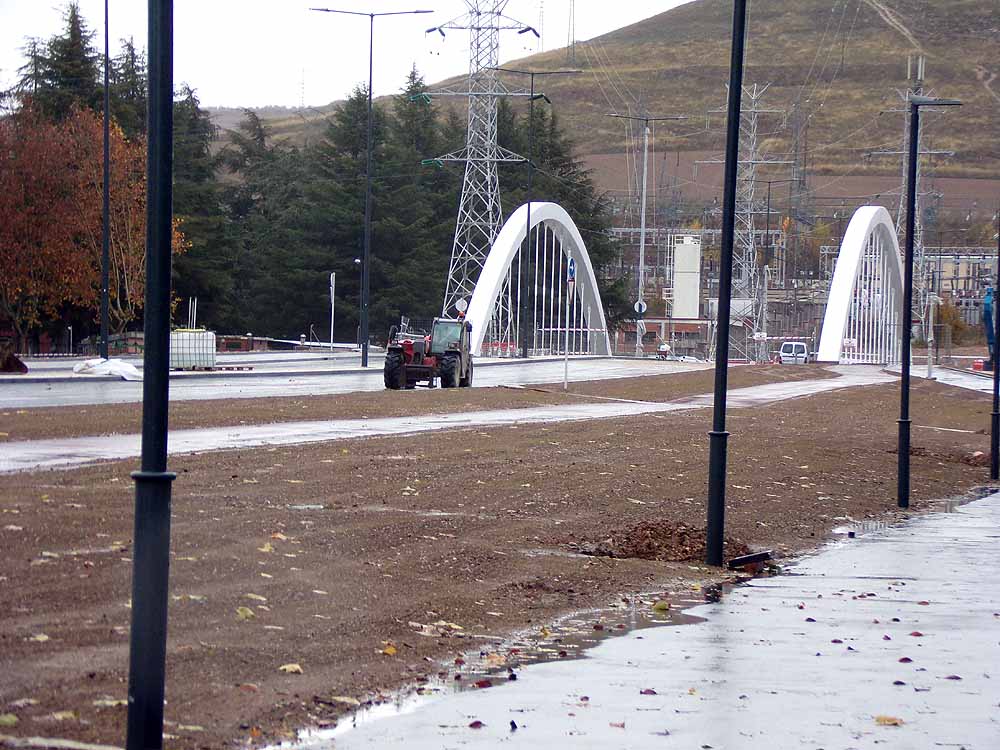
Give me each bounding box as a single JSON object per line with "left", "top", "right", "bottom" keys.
{"left": 223, "top": 0, "right": 998, "bottom": 185}
{"left": 508, "top": 0, "right": 997, "bottom": 178}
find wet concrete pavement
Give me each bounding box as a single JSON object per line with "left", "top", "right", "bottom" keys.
{"left": 0, "top": 367, "right": 893, "bottom": 473}
{"left": 0, "top": 357, "right": 699, "bottom": 409}
{"left": 289, "top": 492, "right": 1000, "bottom": 750}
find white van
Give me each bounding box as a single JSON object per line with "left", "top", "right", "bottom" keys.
{"left": 778, "top": 341, "right": 809, "bottom": 364}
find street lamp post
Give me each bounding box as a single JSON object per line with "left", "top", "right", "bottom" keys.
{"left": 125, "top": 1, "right": 175, "bottom": 747}
{"left": 705, "top": 0, "right": 749, "bottom": 567}
{"left": 493, "top": 66, "right": 580, "bottom": 359}
{"left": 101, "top": 0, "right": 110, "bottom": 360}
{"left": 607, "top": 112, "right": 687, "bottom": 357}
{"left": 993, "top": 205, "right": 1000, "bottom": 481}
{"left": 898, "top": 94, "right": 961, "bottom": 509}
{"left": 310, "top": 7, "right": 433, "bottom": 367}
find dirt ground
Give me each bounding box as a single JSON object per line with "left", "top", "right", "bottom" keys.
{"left": 0, "top": 367, "right": 993, "bottom": 749}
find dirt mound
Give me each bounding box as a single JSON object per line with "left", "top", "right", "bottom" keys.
{"left": 569, "top": 520, "right": 749, "bottom": 563}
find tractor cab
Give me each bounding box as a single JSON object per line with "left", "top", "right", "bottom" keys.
{"left": 429, "top": 317, "right": 469, "bottom": 356}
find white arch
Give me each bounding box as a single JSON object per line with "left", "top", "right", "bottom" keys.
{"left": 467, "top": 202, "right": 612, "bottom": 357}
{"left": 817, "top": 206, "right": 904, "bottom": 364}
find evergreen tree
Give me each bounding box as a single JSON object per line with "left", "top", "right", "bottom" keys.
{"left": 29, "top": 2, "right": 101, "bottom": 120}
{"left": 110, "top": 38, "right": 146, "bottom": 139}
{"left": 171, "top": 85, "right": 238, "bottom": 331}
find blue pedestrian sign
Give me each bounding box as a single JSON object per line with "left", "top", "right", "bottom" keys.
{"left": 567, "top": 258, "right": 577, "bottom": 284}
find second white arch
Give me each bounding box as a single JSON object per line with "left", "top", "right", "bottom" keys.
{"left": 817, "top": 206, "right": 905, "bottom": 364}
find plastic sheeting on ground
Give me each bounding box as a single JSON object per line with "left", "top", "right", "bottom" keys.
{"left": 71, "top": 358, "right": 142, "bottom": 381}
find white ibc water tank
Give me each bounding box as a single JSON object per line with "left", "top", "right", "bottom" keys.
{"left": 169, "top": 329, "right": 217, "bottom": 370}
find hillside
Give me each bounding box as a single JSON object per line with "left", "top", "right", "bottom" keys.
{"left": 507, "top": 0, "right": 997, "bottom": 178}
{"left": 232, "top": 0, "right": 998, "bottom": 189}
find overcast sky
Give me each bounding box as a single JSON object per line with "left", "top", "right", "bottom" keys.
{"left": 0, "top": 1, "right": 692, "bottom": 109}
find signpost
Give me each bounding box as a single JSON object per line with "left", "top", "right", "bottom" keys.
{"left": 634, "top": 299, "right": 647, "bottom": 357}
{"left": 564, "top": 258, "right": 576, "bottom": 390}
{"left": 329, "top": 272, "right": 336, "bottom": 352}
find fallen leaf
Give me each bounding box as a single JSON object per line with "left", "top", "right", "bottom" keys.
{"left": 875, "top": 715, "right": 904, "bottom": 726}
{"left": 640, "top": 688, "right": 657, "bottom": 695}
{"left": 177, "top": 724, "right": 205, "bottom": 732}
{"left": 651, "top": 600, "right": 671, "bottom": 613}
{"left": 909, "top": 631, "right": 924, "bottom": 637}
{"left": 473, "top": 679, "right": 493, "bottom": 689}
{"left": 0, "top": 714, "right": 18, "bottom": 727}
{"left": 28, "top": 633, "right": 50, "bottom": 643}
{"left": 50, "top": 710, "right": 78, "bottom": 721}
{"left": 93, "top": 698, "right": 127, "bottom": 708}
{"left": 244, "top": 593, "right": 268, "bottom": 602}
{"left": 9, "top": 699, "right": 38, "bottom": 709}
{"left": 257, "top": 543, "right": 274, "bottom": 553}
{"left": 468, "top": 720, "right": 485, "bottom": 729}
{"left": 278, "top": 663, "right": 303, "bottom": 674}
{"left": 899, "top": 657, "right": 913, "bottom": 663}
{"left": 381, "top": 644, "right": 398, "bottom": 656}
{"left": 271, "top": 533, "right": 289, "bottom": 541}
{"left": 610, "top": 721, "right": 626, "bottom": 729}
{"left": 330, "top": 696, "right": 360, "bottom": 707}
{"left": 944, "top": 674, "right": 962, "bottom": 680}
{"left": 236, "top": 607, "right": 256, "bottom": 621}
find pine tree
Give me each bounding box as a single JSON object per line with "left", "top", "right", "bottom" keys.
{"left": 110, "top": 38, "right": 146, "bottom": 139}
{"left": 32, "top": 2, "right": 101, "bottom": 120}
{"left": 171, "top": 86, "right": 238, "bottom": 331}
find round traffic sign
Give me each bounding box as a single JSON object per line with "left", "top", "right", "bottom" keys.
{"left": 634, "top": 299, "right": 648, "bottom": 315}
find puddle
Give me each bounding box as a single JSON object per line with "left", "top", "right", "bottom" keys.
{"left": 266, "top": 592, "right": 710, "bottom": 748}
{"left": 830, "top": 486, "right": 998, "bottom": 540}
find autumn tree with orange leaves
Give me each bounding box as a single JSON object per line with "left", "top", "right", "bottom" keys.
{"left": 0, "top": 106, "right": 95, "bottom": 348}
{"left": 64, "top": 107, "right": 188, "bottom": 334}
{"left": 0, "top": 104, "right": 188, "bottom": 347}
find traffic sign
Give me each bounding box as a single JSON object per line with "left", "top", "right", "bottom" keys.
{"left": 567, "top": 258, "right": 577, "bottom": 283}
{"left": 634, "top": 299, "right": 648, "bottom": 315}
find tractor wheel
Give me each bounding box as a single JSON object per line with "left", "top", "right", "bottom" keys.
{"left": 459, "top": 356, "right": 474, "bottom": 387}
{"left": 383, "top": 352, "right": 405, "bottom": 390}
{"left": 439, "top": 354, "right": 459, "bottom": 388}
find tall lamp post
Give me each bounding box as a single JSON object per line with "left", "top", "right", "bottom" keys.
{"left": 125, "top": 1, "right": 175, "bottom": 747}
{"left": 898, "top": 94, "right": 961, "bottom": 509}
{"left": 310, "top": 7, "right": 433, "bottom": 367}
{"left": 607, "top": 112, "right": 687, "bottom": 357}
{"left": 993, "top": 204, "right": 1000, "bottom": 481}
{"left": 493, "top": 66, "right": 580, "bottom": 358}
{"left": 100, "top": 0, "right": 110, "bottom": 359}
{"left": 705, "top": 0, "right": 748, "bottom": 567}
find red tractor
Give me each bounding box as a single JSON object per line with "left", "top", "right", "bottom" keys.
{"left": 383, "top": 316, "right": 474, "bottom": 390}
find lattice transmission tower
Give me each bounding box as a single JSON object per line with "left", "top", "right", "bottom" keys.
{"left": 429, "top": 1, "right": 535, "bottom": 317}
{"left": 703, "top": 83, "right": 789, "bottom": 362}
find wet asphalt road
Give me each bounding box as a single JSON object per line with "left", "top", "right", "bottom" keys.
{"left": 0, "top": 367, "right": 893, "bottom": 473}
{"left": 0, "top": 357, "right": 700, "bottom": 409}
{"left": 289, "top": 493, "right": 1000, "bottom": 750}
